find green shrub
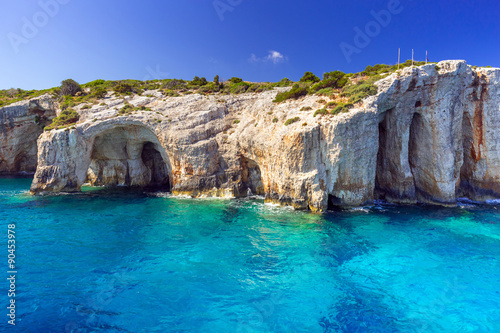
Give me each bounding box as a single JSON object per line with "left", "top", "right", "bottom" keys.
{"left": 272, "top": 117, "right": 278, "bottom": 123}
{"left": 302, "top": 122, "right": 307, "bottom": 126}
{"left": 310, "top": 71, "right": 348, "bottom": 94}
{"left": 314, "top": 88, "right": 334, "bottom": 97}
{"left": 341, "top": 80, "right": 378, "bottom": 103}
{"left": 247, "top": 83, "right": 273, "bottom": 93}
{"left": 81, "top": 104, "right": 91, "bottom": 110}
{"left": 118, "top": 102, "right": 152, "bottom": 115}
{"left": 199, "top": 82, "right": 221, "bottom": 94}
{"left": 325, "top": 101, "right": 337, "bottom": 109}
{"left": 163, "top": 79, "right": 186, "bottom": 90}
{"left": 60, "top": 79, "right": 81, "bottom": 96}
{"left": 233, "top": 119, "right": 240, "bottom": 124}
{"left": 300, "top": 72, "right": 320, "bottom": 83}
{"left": 331, "top": 103, "right": 353, "bottom": 115}
{"left": 276, "top": 78, "right": 293, "bottom": 87}
{"left": 50, "top": 88, "right": 61, "bottom": 98}
{"left": 229, "top": 77, "right": 243, "bottom": 84}
{"left": 44, "top": 108, "right": 79, "bottom": 130}
{"left": 323, "top": 70, "right": 345, "bottom": 82}
{"left": 114, "top": 83, "right": 134, "bottom": 94}
{"left": 300, "top": 106, "right": 312, "bottom": 111}
{"left": 164, "top": 89, "right": 181, "bottom": 97}
{"left": 118, "top": 102, "right": 134, "bottom": 115}
{"left": 60, "top": 96, "right": 77, "bottom": 110}
{"left": 313, "top": 108, "right": 328, "bottom": 117}
{"left": 83, "top": 79, "right": 106, "bottom": 88}
{"left": 273, "top": 83, "right": 308, "bottom": 103}
{"left": 284, "top": 117, "right": 300, "bottom": 126}
{"left": 190, "top": 76, "right": 208, "bottom": 86}
{"left": 230, "top": 82, "right": 250, "bottom": 94}
{"left": 92, "top": 87, "right": 107, "bottom": 98}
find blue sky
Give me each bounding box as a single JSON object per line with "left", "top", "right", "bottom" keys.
{"left": 0, "top": 0, "right": 499, "bottom": 90}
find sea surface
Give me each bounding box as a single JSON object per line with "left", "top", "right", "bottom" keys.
{"left": 1, "top": 176, "right": 499, "bottom": 332}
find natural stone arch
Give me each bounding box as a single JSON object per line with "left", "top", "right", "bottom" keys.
{"left": 84, "top": 124, "right": 171, "bottom": 190}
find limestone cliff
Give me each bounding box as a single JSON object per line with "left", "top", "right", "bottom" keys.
{"left": 0, "top": 95, "right": 56, "bottom": 174}
{"left": 24, "top": 60, "right": 500, "bottom": 211}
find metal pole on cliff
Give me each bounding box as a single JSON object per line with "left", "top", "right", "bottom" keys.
{"left": 398, "top": 48, "right": 400, "bottom": 70}
{"left": 412, "top": 49, "right": 414, "bottom": 67}
{"left": 426, "top": 50, "right": 428, "bottom": 64}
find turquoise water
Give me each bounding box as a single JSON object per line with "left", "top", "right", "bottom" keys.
{"left": 1, "top": 177, "right": 500, "bottom": 332}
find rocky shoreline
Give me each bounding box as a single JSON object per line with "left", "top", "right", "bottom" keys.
{"left": 1, "top": 60, "right": 499, "bottom": 212}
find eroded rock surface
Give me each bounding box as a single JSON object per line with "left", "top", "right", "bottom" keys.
{"left": 26, "top": 61, "right": 500, "bottom": 210}
{"left": 0, "top": 95, "right": 55, "bottom": 174}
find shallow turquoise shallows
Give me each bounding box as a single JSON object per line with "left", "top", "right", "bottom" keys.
{"left": 1, "top": 177, "right": 500, "bottom": 332}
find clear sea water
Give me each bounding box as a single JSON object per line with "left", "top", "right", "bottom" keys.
{"left": 1, "top": 177, "right": 499, "bottom": 333}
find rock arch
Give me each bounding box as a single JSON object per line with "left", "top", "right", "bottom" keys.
{"left": 85, "top": 124, "right": 171, "bottom": 190}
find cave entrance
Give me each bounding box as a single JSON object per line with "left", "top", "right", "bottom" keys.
{"left": 375, "top": 108, "right": 422, "bottom": 203}
{"left": 14, "top": 153, "right": 29, "bottom": 172}
{"left": 141, "top": 142, "right": 170, "bottom": 190}
{"left": 374, "top": 109, "right": 391, "bottom": 200}
{"left": 240, "top": 156, "right": 264, "bottom": 196}
{"left": 86, "top": 126, "right": 171, "bottom": 191}
{"left": 327, "top": 194, "right": 343, "bottom": 211}
{"left": 408, "top": 112, "right": 422, "bottom": 186}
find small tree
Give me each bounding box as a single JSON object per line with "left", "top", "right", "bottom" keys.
{"left": 323, "top": 70, "right": 345, "bottom": 81}
{"left": 191, "top": 76, "right": 208, "bottom": 86}
{"left": 300, "top": 72, "right": 320, "bottom": 83}
{"left": 229, "top": 77, "right": 243, "bottom": 84}
{"left": 278, "top": 78, "right": 292, "bottom": 87}
{"left": 60, "top": 79, "right": 82, "bottom": 96}
{"left": 213, "top": 75, "right": 219, "bottom": 85}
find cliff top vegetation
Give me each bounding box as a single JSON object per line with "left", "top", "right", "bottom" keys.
{"left": 0, "top": 59, "right": 442, "bottom": 110}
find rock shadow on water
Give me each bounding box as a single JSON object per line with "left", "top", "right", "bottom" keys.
{"left": 319, "top": 212, "right": 376, "bottom": 267}
{"left": 319, "top": 283, "right": 404, "bottom": 333}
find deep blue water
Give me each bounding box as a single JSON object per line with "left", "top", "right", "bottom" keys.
{"left": 1, "top": 177, "right": 500, "bottom": 332}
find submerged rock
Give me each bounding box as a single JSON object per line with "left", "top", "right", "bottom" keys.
{"left": 14, "top": 61, "right": 500, "bottom": 211}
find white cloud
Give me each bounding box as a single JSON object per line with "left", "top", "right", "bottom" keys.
{"left": 249, "top": 50, "right": 287, "bottom": 64}
{"left": 266, "top": 50, "right": 285, "bottom": 64}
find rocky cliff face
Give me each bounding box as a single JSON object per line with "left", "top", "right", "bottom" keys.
{"left": 25, "top": 61, "right": 500, "bottom": 211}
{"left": 0, "top": 95, "right": 55, "bottom": 174}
